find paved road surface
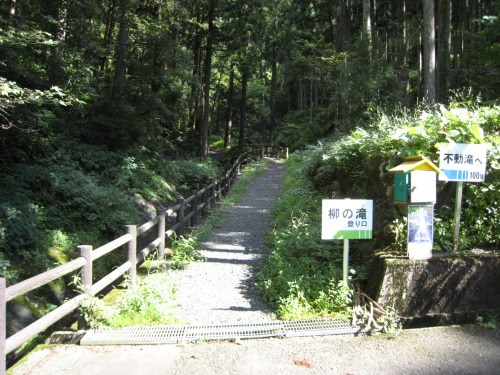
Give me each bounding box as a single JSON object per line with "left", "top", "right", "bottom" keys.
{"left": 9, "top": 326, "right": 500, "bottom": 375}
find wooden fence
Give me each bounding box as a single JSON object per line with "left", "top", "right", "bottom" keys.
{"left": 0, "top": 146, "right": 288, "bottom": 373}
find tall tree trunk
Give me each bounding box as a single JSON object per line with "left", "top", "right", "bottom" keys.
{"left": 112, "top": 0, "right": 130, "bottom": 105}
{"left": 189, "top": 25, "right": 203, "bottom": 132}
{"left": 50, "top": 0, "right": 68, "bottom": 84}
{"left": 151, "top": 4, "right": 163, "bottom": 92}
{"left": 100, "top": 0, "right": 117, "bottom": 72}
{"left": 452, "top": 0, "right": 466, "bottom": 87}
{"left": 238, "top": 64, "right": 249, "bottom": 149}
{"left": 200, "top": 3, "right": 215, "bottom": 158}
{"left": 309, "top": 75, "right": 313, "bottom": 122}
{"left": 363, "top": 0, "right": 372, "bottom": 52}
{"left": 437, "top": 0, "right": 451, "bottom": 103}
{"left": 398, "top": 0, "right": 410, "bottom": 106}
{"left": 423, "top": 0, "right": 436, "bottom": 104}
{"left": 269, "top": 42, "right": 277, "bottom": 145}
{"left": 224, "top": 63, "right": 235, "bottom": 149}
{"left": 339, "top": 0, "right": 352, "bottom": 52}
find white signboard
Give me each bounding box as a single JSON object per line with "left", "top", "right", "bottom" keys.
{"left": 438, "top": 143, "right": 488, "bottom": 182}
{"left": 322, "top": 199, "right": 373, "bottom": 240}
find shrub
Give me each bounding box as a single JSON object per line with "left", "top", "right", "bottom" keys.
{"left": 79, "top": 272, "right": 179, "bottom": 328}
{"left": 256, "top": 154, "right": 353, "bottom": 319}
{"left": 302, "top": 101, "right": 500, "bottom": 251}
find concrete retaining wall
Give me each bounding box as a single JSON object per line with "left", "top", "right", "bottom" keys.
{"left": 365, "top": 253, "right": 500, "bottom": 328}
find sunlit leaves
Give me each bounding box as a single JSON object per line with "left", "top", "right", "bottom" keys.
{"left": 0, "top": 26, "right": 57, "bottom": 46}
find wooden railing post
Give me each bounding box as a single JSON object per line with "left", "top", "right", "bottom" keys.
{"left": 77, "top": 245, "right": 92, "bottom": 329}
{"left": 126, "top": 225, "right": 137, "bottom": 290}
{"left": 1, "top": 277, "right": 6, "bottom": 375}
{"left": 78, "top": 245, "right": 93, "bottom": 294}
{"left": 211, "top": 180, "right": 216, "bottom": 205}
{"left": 222, "top": 173, "right": 228, "bottom": 196}
{"left": 177, "top": 199, "right": 185, "bottom": 236}
{"left": 217, "top": 176, "right": 222, "bottom": 201}
{"left": 158, "top": 211, "right": 166, "bottom": 259}
{"left": 202, "top": 185, "right": 208, "bottom": 216}
{"left": 191, "top": 191, "right": 198, "bottom": 227}
{"left": 230, "top": 167, "right": 235, "bottom": 186}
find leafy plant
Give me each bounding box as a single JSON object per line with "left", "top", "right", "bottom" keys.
{"left": 171, "top": 235, "right": 204, "bottom": 270}
{"left": 79, "top": 272, "right": 179, "bottom": 328}
{"left": 301, "top": 100, "right": 500, "bottom": 252}
{"left": 257, "top": 154, "right": 354, "bottom": 319}
{"left": 476, "top": 314, "right": 499, "bottom": 329}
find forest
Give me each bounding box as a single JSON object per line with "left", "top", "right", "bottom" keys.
{"left": 0, "top": 0, "right": 499, "bottom": 293}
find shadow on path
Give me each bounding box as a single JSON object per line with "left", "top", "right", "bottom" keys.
{"left": 174, "top": 159, "right": 286, "bottom": 324}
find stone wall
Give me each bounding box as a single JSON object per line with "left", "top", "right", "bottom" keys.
{"left": 365, "top": 253, "right": 500, "bottom": 328}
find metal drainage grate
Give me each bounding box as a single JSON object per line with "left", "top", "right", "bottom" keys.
{"left": 283, "top": 319, "right": 358, "bottom": 338}
{"left": 80, "top": 319, "right": 360, "bottom": 346}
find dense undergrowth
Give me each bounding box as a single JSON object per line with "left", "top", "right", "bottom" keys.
{"left": 258, "top": 99, "right": 499, "bottom": 319}
{"left": 304, "top": 99, "right": 499, "bottom": 252}
{"left": 0, "top": 143, "right": 224, "bottom": 284}
{"left": 77, "top": 159, "right": 270, "bottom": 328}
{"left": 256, "top": 155, "right": 354, "bottom": 320}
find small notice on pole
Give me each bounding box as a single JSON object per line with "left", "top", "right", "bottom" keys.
{"left": 407, "top": 205, "right": 434, "bottom": 260}
{"left": 321, "top": 199, "right": 373, "bottom": 240}
{"left": 438, "top": 143, "right": 488, "bottom": 182}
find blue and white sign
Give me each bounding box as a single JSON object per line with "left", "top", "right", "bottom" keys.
{"left": 438, "top": 143, "right": 488, "bottom": 182}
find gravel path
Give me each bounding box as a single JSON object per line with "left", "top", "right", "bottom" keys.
{"left": 173, "top": 158, "right": 286, "bottom": 324}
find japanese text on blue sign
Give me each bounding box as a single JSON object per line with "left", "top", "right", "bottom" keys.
{"left": 439, "top": 143, "right": 488, "bottom": 182}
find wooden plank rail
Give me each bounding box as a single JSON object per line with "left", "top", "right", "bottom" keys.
{"left": 0, "top": 146, "right": 288, "bottom": 373}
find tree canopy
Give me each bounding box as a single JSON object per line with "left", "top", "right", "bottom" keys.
{"left": 1, "top": 0, "right": 498, "bottom": 153}
{"left": 1, "top": 0, "right": 499, "bottom": 281}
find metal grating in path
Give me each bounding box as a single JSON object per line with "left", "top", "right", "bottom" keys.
{"left": 81, "top": 319, "right": 360, "bottom": 345}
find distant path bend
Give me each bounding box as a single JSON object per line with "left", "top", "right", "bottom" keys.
{"left": 174, "top": 158, "right": 286, "bottom": 324}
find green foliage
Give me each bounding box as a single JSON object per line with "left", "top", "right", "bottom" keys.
{"left": 79, "top": 272, "right": 179, "bottom": 328}
{"left": 460, "top": 180, "right": 500, "bottom": 249}
{"left": 257, "top": 154, "right": 353, "bottom": 319}
{"left": 302, "top": 101, "right": 500, "bottom": 252}
{"left": 276, "top": 108, "right": 336, "bottom": 151}
{"left": 1, "top": 0, "right": 498, "bottom": 327}
{"left": 0, "top": 140, "right": 221, "bottom": 283}
{"left": 171, "top": 235, "right": 204, "bottom": 270}
{"left": 164, "top": 158, "right": 223, "bottom": 192}
{"left": 476, "top": 314, "right": 499, "bottom": 330}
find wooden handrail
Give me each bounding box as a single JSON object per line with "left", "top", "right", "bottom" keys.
{"left": 0, "top": 145, "right": 287, "bottom": 372}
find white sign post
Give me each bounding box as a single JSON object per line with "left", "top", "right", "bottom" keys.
{"left": 438, "top": 143, "right": 489, "bottom": 251}
{"left": 322, "top": 199, "right": 373, "bottom": 284}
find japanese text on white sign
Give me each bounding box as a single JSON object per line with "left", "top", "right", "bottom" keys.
{"left": 439, "top": 143, "right": 488, "bottom": 182}
{"left": 322, "top": 199, "right": 373, "bottom": 240}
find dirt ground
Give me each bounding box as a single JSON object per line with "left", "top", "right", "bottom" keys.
{"left": 9, "top": 325, "right": 500, "bottom": 375}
